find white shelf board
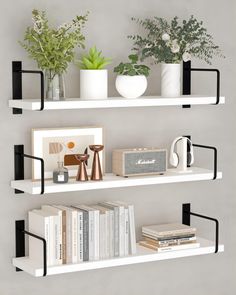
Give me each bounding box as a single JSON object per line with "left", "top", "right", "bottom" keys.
{"left": 8, "top": 95, "right": 225, "bottom": 111}
{"left": 12, "top": 237, "right": 224, "bottom": 277}
{"left": 11, "top": 167, "right": 222, "bottom": 195}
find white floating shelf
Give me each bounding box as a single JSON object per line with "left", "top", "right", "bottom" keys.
{"left": 11, "top": 167, "right": 222, "bottom": 195}
{"left": 12, "top": 237, "right": 224, "bottom": 277}
{"left": 8, "top": 95, "right": 225, "bottom": 111}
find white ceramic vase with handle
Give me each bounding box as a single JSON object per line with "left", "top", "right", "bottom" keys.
{"left": 115, "top": 75, "right": 147, "bottom": 99}
{"left": 161, "top": 63, "right": 181, "bottom": 97}
{"left": 80, "top": 69, "right": 108, "bottom": 100}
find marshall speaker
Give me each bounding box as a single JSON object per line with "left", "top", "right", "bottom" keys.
{"left": 112, "top": 148, "right": 167, "bottom": 177}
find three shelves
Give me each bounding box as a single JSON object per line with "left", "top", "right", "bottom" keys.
{"left": 11, "top": 167, "right": 222, "bottom": 195}
{"left": 8, "top": 95, "right": 225, "bottom": 111}
{"left": 12, "top": 237, "right": 224, "bottom": 277}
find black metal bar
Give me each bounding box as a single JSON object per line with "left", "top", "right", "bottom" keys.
{"left": 12, "top": 61, "right": 22, "bottom": 114}
{"left": 182, "top": 61, "right": 191, "bottom": 108}
{"left": 14, "top": 145, "right": 45, "bottom": 194}
{"left": 15, "top": 220, "right": 47, "bottom": 276}
{"left": 191, "top": 68, "right": 220, "bottom": 105}
{"left": 182, "top": 203, "right": 219, "bottom": 253}
{"left": 192, "top": 144, "right": 217, "bottom": 180}
{"left": 12, "top": 61, "right": 45, "bottom": 113}
{"left": 15, "top": 220, "right": 25, "bottom": 271}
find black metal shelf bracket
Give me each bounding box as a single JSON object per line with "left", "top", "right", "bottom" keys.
{"left": 12, "top": 61, "right": 44, "bottom": 114}
{"left": 15, "top": 220, "right": 47, "bottom": 276}
{"left": 182, "top": 203, "right": 219, "bottom": 253}
{"left": 182, "top": 61, "right": 221, "bottom": 108}
{"left": 14, "top": 145, "right": 45, "bottom": 194}
{"left": 192, "top": 143, "right": 217, "bottom": 180}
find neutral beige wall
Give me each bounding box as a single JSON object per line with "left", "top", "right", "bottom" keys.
{"left": 0, "top": 0, "right": 235, "bottom": 294}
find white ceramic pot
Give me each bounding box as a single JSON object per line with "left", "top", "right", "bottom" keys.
{"left": 115, "top": 75, "right": 147, "bottom": 99}
{"left": 161, "top": 63, "right": 181, "bottom": 97}
{"left": 80, "top": 69, "right": 108, "bottom": 99}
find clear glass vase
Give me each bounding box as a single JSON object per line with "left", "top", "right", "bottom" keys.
{"left": 53, "top": 161, "right": 69, "bottom": 184}
{"left": 45, "top": 70, "right": 65, "bottom": 101}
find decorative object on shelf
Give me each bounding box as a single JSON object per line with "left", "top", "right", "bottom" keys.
{"left": 129, "top": 15, "right": 224, "bottom": 97}
{"left": 20, "top": 9, "right": 88, "bottom": 101}
{"left": 114, "top": 54, "right": 150, "bottom": 99}
{"left": 169, "top": 136, "right": 194, "bottom": 172}
{"left": 112, "top": 148, "right": 167, "bottom": 177}
{"left": 53, "top": 161, "right": 69, "bottom": 184}
{"left": 75, "top": 154, "right": 89, "bottom": 181}
{"left": 32, "top": 127, "right": 103, "bottom": 180}
{"left": 89, "top": 145, "right": 104, "bottom": 180}
{"left": 76, "top": 46, "right": 111, "bottom": 100}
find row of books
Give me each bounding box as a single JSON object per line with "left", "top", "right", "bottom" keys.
{"left": 28, "top": 201, "right": 136, "bottom": 266}
{"left": 139, "top": 223, "right": 200, "bottom": 252}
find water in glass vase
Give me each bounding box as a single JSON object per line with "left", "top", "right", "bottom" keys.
{"left": 45, "top": 70, "right": 65, "bottom": 101}
{"left": 53, "top": 162, "right": 69, "bottom": 184}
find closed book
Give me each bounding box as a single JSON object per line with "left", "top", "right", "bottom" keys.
{"left": 41, "top": 205, "right": 63, "bottom": 265}
{"left": 77, "top": 210, "right": 83, "bottom": 262}
{"left": 143, "top": 236, "right": 196, "bottom": 247}
{"left": 99, "top": 202, "right": 119, "bottom": 257}
{"left": 74, "top": 205, "right": 99, "bottom": 261}
{"left": 139, "top": 240, "right": 200, "bottom": 252}
{"left": 72, "top": 206, "right": 89, "bottom": 261}
{"left": 29, "top": 210, "right": 52, "bottom": 266}
{"left": 143, "top": 232, "right": 195, "bottom": 241}
{"left": 142, "top": 223, "right": 196, "bottom": 239}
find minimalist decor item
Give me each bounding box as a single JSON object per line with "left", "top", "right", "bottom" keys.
{"left": 32, "top": 127, "right": 103, "bottom": 180}
{"left": 169, "top": 136, "right": 194, "bottom": 172}
{"left": 89, "top": 145, "right": 104, "bottom": 180}
{"left": 130, "top": 16, "right": 224, "bottom": 97}
{"left": 20, "top": 9, "right": 88, "bottom": 101}
{"left": 75, "top": 154, "right": 89, "bottom": 181}
{"left": 112, "top": 148, "right": 167, "bottom": 177}
{"left": 114, "top": 54, "right": 150, "bottom": 99}
{"left": 53, "top": 161, "right": 69, "bottom": 184}
{"left": 76, "top": 46, "right": 111, "bottom": 100}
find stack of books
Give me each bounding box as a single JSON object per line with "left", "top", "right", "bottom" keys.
{"left": 28, "top": 201, "right": 136, "bottom": 266}
{"left": 139, "top": 223, "right": 200, "bottom": 252}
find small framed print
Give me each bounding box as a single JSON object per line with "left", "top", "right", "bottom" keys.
{"left": 32, "top": 127, "right": 104, "bottom": 180}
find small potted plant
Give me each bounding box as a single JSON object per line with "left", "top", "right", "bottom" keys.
{"left": 129, "top": 16, "right": 224, "bottom": 97}
{"left": 20, "top": 9, "right": 88, "bottom": 101}
{"left": 114, "top": 54, "right": 150, "bottom": 99}
{"left": 76, "top": 46, "right": 111, "bottom": 100}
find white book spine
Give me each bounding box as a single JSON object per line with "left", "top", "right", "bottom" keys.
{"left": 105, "top": 211, "right": 110, "bottom": 258}
{"left": 128, "top": 205, "right": 137, "bottom": 255}
{"left": 124, "top": 208, "right": 129, "bottom": 256}
{"left": 53, "top": 215, "right": 61, "bottom": 265}
{"left": 49, "top": 216, "right": 54, "bottom": 266}
{"left": 109, "top": 210, "right": 115, "bottom": 258}
{"left": 94, "top": 210, "right": 100, "bottom": 260}
{"left": 66, "top": 211, "right": 72, "bottom": 263}
{"left": 78, "top": 211, "right": 83, "bottom": 262}
{"left": 119, "top": 206, "right": 125, "bottom": 257}
{"left": 99, "top": 213, "right": 105, "bottom": 259}
{"left": 89, "top": 211, "right": 95, "bottom": 261}
{"left": 71, "top": 211, "right": 78, "bottom": 263}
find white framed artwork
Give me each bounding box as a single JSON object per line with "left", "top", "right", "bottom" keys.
{"left": 32, "top": 127, "right": 103, "bottom": 180}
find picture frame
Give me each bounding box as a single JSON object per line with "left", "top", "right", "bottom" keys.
{"left": 32, "top": 127, "right": 104, "bottom": 180}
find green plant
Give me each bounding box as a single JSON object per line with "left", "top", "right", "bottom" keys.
{"left": 77, "top": 46, "right": 112, "bottom": 69}
{"left": 20, "top": 9, "right": 88, "bottom": 75}
{"left": 114, "top": 54, "right": 150, "bottom": 76}
{"left": 129, "top": 15, "right": 224, "bottom": 64}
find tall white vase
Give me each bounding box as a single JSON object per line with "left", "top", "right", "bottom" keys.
{"left": 161, "top": 63, "right": 181, "bottom": 97}
{"left": 80, "top": 69, "right": 108, "bottom": 100}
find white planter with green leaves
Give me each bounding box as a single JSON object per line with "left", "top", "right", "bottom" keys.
{"left": 77, "top": 46, "right": 111, "bottom": 100}
{"left": 114, "top": 54, "right": 150, "bottom": 99}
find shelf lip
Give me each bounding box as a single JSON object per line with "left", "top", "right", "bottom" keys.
{"left": 10, "top": 167, "right": 223, "bottom": 195}
{"left": 12, "top": 237, "right": 224, "bottom": 277}
{"left": 8, "top": 95, "right": 225, "bottom": 110}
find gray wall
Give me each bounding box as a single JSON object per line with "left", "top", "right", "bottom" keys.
{"left": 0, "top": 0, "right": 235, "bottom": 294}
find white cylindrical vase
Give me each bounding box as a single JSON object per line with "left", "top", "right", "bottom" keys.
{"left": 161, "top": 63, "right": 181, "bottom": 97}
{"left": 80, "top": 69, "right": 108, "bottom": 100}
{"left": 115, "top": 75, "right": 147, "bottom": 99}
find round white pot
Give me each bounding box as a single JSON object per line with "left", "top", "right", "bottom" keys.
{"left": 161, "top": 63, "right": 181, "bottom": 97}
{"left": 115, "top": 75, "right": 147, "bottom": 99}
{"left": 80, "top": 69, "right": 108, "bottom": 99}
